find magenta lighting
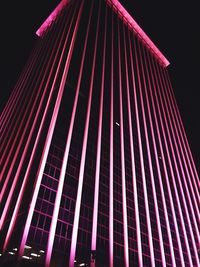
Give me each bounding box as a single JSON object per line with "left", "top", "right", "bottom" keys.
{"left": 0, "top": 0, "right": 199, "bottom": 267}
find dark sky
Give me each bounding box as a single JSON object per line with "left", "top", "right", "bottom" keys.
{"left": 1, "top": 0, "right": 199, "bottom": 174}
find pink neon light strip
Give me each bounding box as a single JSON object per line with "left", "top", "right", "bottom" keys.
{"left": 118, "top": 22, "right": 129, "bottom": 267}
{"left": 2, "top": 8, "right": 75, "bottom": 253}
{"left": 0, "top": 21, "right": 64, "bottom": 232}
{"left": 0, "top": 46, "right": 40, "bottom": 169}
{"left": 36, "top": 0, "right": 70, "bottom": 37}
{"left": 0, "top": 76, "right": 22, "bottom": 131}
{"left": 156, "top": 63, "right": 200, "bottom": 265}
{"left": 136, "top": 38, "right": 167, "bottom": 266}
{"left": 91, "top": 1, "right": 106, "bottom": 252}
{"left": 125, "top": 30, "right": 143, "bottom": 267}
{"left": 130, "top": 30, "right": 156, "bottom": 267}
{"left": 45, "top": 2, "right": 89, "bottom": 267}
{"left": 148, "top": 52, "right": 186, "bottom": 266}
{"left": 0, "top": 43, "right": 49, "bottom": 203}
{"left": 141, "top": 44, "right": 177, "bottom": 266}
{"left": 164, "top": 70, "right": 200, "bottom": 201}
{"left": 69, "top": 2, "right": 99, "bottom": 266}
{"left": 0, "top": 85, "right": 17, "bottom": 126}
{"left": 164, "top": 73, "right": 200, "bottom": 238}
{"left": 106, "top": 0, "right": 169, "bottom": 67}
{"left": 0, "top": 44, "right": 45, "bottom": 171}
{"left": 161, "top": 68, "right": 200, "bottom": 224}
{"left": 155, "top": 61, "right": 196, "bottom": 266}
{"left": 0, "top": 45, "right": 38, "bottom": 135}
{"left": 18, "top": 6, "right": 81, "bottom": 258}
{"left": 109, "top": 11, "right": 114, "bottom": 267}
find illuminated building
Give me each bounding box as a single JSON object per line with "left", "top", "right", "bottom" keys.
{"left": 0, "top": 0, "right": 199, "bottom": 266}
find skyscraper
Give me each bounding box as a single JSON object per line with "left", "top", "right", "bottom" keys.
{"left": 0, "top": 0, "right": 199, "bottom": 266}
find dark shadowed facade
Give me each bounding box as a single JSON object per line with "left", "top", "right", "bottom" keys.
{"left": 0, "top": 0, "right": 199, "bottom": 266}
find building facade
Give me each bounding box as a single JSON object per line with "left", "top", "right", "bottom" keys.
{"left": 0, "top": 0, "right": 199, "bottom": 266}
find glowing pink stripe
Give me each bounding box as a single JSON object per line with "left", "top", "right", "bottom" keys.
{"left": 0, "top": 44, "right": 49, "bottom": 203}
{"left": 0, "top": 80, "right": 21, "bottom": 130}
{"left": 0, "top": 24, "right": 64, "bottom": 232}
{"left": 142, "top": 44, "right": 177, "bottom": 266}
{"left": 17, "top": 7, "right": 81, "bottom": 258}
{"left": 125, "top": 30, "right": 143, "bottom": 267}
{"left": 106, "top": 0, "right": 169, "bottom": 67}
{"left": 130, "top": 31, "right": 156, "bottom": 267}
{"left": 0, "top": 45, "right": 38, "bottom": 135}
{"left": 164, "top": 70, "right": 200, "bottom": 201}
{"left": 136, "top": 39, "right": 167, "bottom": 266}
{"left": 148, "top": 53, "right": 186, "bottom": 266}
{"left": 118, "top": 22, "right": 129, "bottom": 267}
{"left": 156, "top": 61, "right": 193, "bottom": 266}
{"left": 161, "top": 68, "right": 200, "bottom": 221}
{"left": 36, "top": 0, "right": 70, "bottom": 37}
{"left": 156, "top": 64, "right": 200, "bottom": 265}
{"left": 69, "top": 2, "right": 99, "bottom": 266}
{"left": 109, "top": 11, "right": 114, "bottom": 267}
{"left": 2, "top": 9, "right": 75, "bottom": 253}
{"left": 45, "top": 3, "right": 89, "bottom": 267}
{"left": 0, "top": 47, "right": 39, "bottom": 168}
{"left": 91, "top": 1, "right": 106, "bottom": 252}
{"left": 0, "top": 44, "right": 44, "bottom": 170}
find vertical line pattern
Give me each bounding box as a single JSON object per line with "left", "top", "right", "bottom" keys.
{"left": 156, "top": 63, "right": 200, "bottom": 266}
{"left": 0, "top": 43, "right": 43, "bottom": 160}
{"left": 165, "top": 70, "right": 200, "bottom": 191}
{"left": 18, "top": 2, "right": 82, "bottom": 258}
{"left": 0, "top": 43, "right": 39, "bottom": 135}
{"left": 1, "top": 7, "right": 73, "bottom": 252}
{"left": 142, "top": 44, "right": 177, "bottom": 266}
{"left": 69, "top": 1, "right": 99, "bottom": 265}
{"left": 91, "top": 4, "right": 107, "bottom": 254}
{"left": 0, "top": 13, "right": 68, "bottom": 232}
{"left": 148, "top": 52, "right": 187, "bottom": 266}
{"left": 164, "top": 69, "right": 200, "bottom": 205}
{"left": 130, "top": 31, "right": 156, "bottom": 267}
{"left": 118, "top": 22, "right": 129, "bottom": 267}
{"left": 0, "top": 33, "right": 53, "bottom": 203}
{"left": 45, "top": 1, "right": 93, "bottom": 266}
{"left": 136, "top": 39, "right": 167, "bottom": 266}
{"left": 109, "top": 10, "right": 114, "bottom": 267}
{"left": 125, "top": 29, "right": 143, "bottom": 267}
{"left": 154, "top": 59, "right": 195, "bottom": 266}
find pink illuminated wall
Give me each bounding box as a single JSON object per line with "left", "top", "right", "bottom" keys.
{"left": 0, "top": 0, "right": 199, "bottom": 267}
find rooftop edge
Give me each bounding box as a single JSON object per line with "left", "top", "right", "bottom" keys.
{"left": 36, "top": 0, "right": 170, "bottom": 67}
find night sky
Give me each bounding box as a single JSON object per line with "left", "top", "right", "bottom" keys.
{"left": 1, "top": 0, "right": 199, "bottom": 174}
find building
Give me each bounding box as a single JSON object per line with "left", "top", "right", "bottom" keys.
{"left": 0, "top": 0, "right": 199, "bottom": 266}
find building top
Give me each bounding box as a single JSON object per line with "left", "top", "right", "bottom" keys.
{"left": 36, "top": 0, "right": 170, "bottom": 67}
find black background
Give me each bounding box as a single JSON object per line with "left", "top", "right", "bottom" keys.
{"left": 1, "top": 0, "right": 199, "bottom": 174}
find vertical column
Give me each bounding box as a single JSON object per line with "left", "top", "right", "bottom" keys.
{"left": 141, "top": 44, "right": 177, "bottom": 266}
{"left": 0, "top": 43, "right": 42, "bottom": 162}
{"left": 0, "top": 44, "right": 38, "bottom": 135}
{"left": 17, "top": 2, "right": 82, "bottom": 258}
{"left": 164, "top": 69, "right": 200, "bottom": 206}
{"left": 45, "top": 2, "right": 93, "bottom": 267}
{"left": 156, "top": 62, "right": 200, "bottom": 266}
{"left": 91, "top": 4, "right": 107, "bottom": 264}
{"left": 129, "top": 31, "right": 156, "bottom": 267}
{"left": 0, "top": 12, "right": 69, "bottom": 232}
{"left": 148, "top": 51, "right": 187, "bottom": 266}
{"left": 118, "top": 22, "right": 129, "bottom": 267}
{"left": 69, "top": 1, "right": 99, "bottom": 265}
{"left": 0, "top": 32, "right": 53, "bottom": 202}
{"left": 124, "top": 29, "right": 143, "bottom": 267}
{"left": 136, "top": 38, "right": 167, "bottom": 266}
{"left": 165, "top": 70, "right": 200, "bottom": 192}
{"left": 109, "top": 10, "right": 114, "bottom": 267}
